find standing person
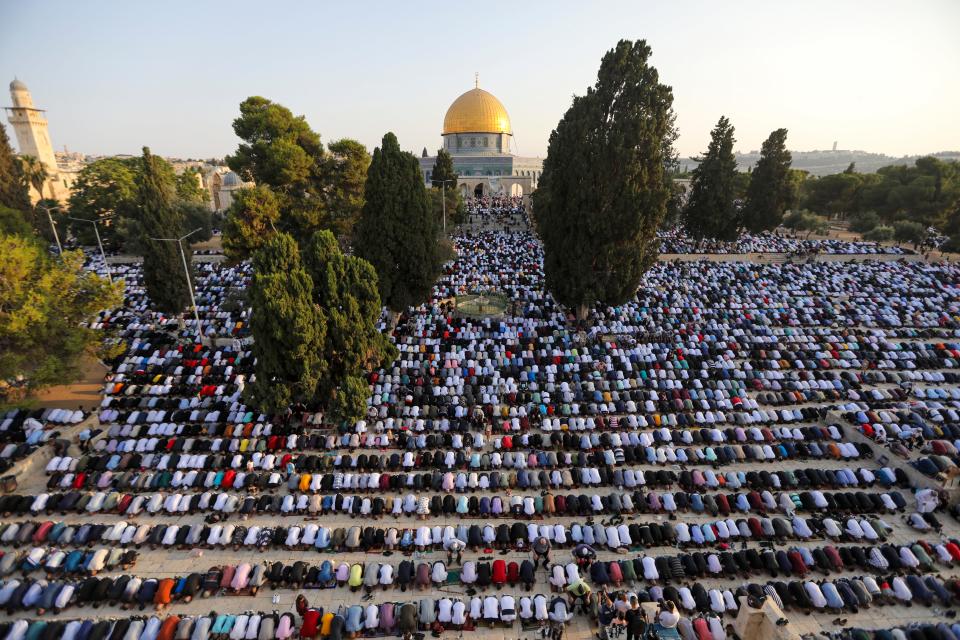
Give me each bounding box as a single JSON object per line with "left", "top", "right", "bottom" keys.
{"left": 625, "top": 597, "right": 647, "bottom": 640}
{"left": 533, "top": 536, "right": 551, "bottom": 569}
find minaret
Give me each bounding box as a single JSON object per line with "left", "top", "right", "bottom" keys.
{"left": 6, "top": 79, "right": 60, "bottom": 190}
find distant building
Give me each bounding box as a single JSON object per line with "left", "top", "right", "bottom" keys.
{"left": 215, "top": 171, "right": 252, "bottom": 211}
{"left": 5, "top": 79, "right": 80, "bottom": 202}
{"left": 419, "top": 81, "right": 542, "bottom": 198}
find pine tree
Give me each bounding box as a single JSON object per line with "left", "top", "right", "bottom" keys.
{"left": 221, "top": 185, "right": 281, "bottom": 262}
{"left": 0, "top": 124, "right": 30, "bottom": 212}
{"left": 430, "top": 148, "right": 458, "bottom": 189}
{"left": 533, "top": 39, "right": 676, "bottom": 321}
{"left": 355, "top": 132, "right": 441, "bottom": 321}
{"left": 742, "top": 128, "right": 793, "bottom": 232}
{"left": 138, "top": 147, "right": 190, "bottom": 313}
{"left": 682, "top": 116, "right": 740, "bottom": 242}
{"left": 303, "top": 230, "right": 397, "bottom": 422}
{"left": 247, "top": 232, "right": 326, "bottom": 412}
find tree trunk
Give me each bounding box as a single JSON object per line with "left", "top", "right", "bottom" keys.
{"left": 575, "top": 304, "right": 590, "bottom": 324}
{"left": 387, "top": 310, "right": 401, "bottom": 333}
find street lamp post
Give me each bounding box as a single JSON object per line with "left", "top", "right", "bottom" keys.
{"left": 433, "top": 178, "right": 456, "bottom": 234}
{"left": 148, "top": 228, "right": 203, "bottom": 342}
{"left": 67, "top": 215, "right": 113, "bottom": 283}
{"left": 37, "top": 203, "right": 63, "bottom": 255}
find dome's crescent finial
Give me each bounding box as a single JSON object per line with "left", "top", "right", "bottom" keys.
{"left": 475, "top": 72, "right": 479, "bottom": 88}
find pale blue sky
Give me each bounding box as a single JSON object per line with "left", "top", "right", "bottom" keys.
{"left": 1, "top": 0, "right": 957, "bottom": 160}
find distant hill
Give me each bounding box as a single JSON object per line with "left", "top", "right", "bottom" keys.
{"left": 680, "top": 150, "right": 960, "bottom": 177}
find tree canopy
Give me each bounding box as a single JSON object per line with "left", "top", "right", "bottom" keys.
{"left": 68, "top": 156, "right": 211, "bottom": 251}
{"left": 682, "top": 116, "right": 740, "bottom": 242}
{"left": 0, "top": 124, "right": 30, "bottom": 212}
{"left": 137, "top": 147, "right": 191, "bottom": 314}
{"left": 430, "top": 149, "right": 458, "bottom": 189}
{"left": 322, "top": 138, "right": 371, "bottom": 240}
{"left": 247, "top": 230, "right": 395, "bottom": 422}
{"left": 225, "top": 97, "right": 378, "bottom": 246}
{"left": 0, "top": 233, "right": 121, "bottom": 406}
{"left": 742, "top": 128, "right": 793, "bottom": 232}
{"left": 302, "top": 231, "right": 397, "bottom": 421}
{"left": 221, "top": 185, "right": 281, "bottom": 262}
{"left": 532, "top": 39, "right": 676, "bottom": 320}
{"left": 19, "top": 156, "right": 49, "bottom": 201}
{"left": 355, "top": 132, "right": 442, "bottom": 317}
{"left": 801, "top": 157, "right": 960, "bottom": 227}
{"left": 247, "top": 232, "right": 326, "bottom": 412}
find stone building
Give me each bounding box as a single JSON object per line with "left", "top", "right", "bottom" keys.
{"left": 5, "top": 79, "right": 79, "bottom": 203}
{"left": 419, "top": 82, "right": 543, "bottom": 198}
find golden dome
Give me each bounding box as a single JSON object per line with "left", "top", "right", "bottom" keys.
{"left": 442, "top": 87, "right": 512, "bottom": 135}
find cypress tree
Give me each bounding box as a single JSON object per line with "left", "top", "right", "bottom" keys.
{"left": 303, "top": 230, "right": 397, "bottom": 423}
{"left": 0, "top": 124, "right": 30, "bottom": 212}
{"left": 430, "top": 148, "right": 458, "bottom": 188}
{"left": 138, "top": 147, "right": 190, "bottom": 313}
{"left": 533, "top": 39, "right": 676, "bottom": 321}
{"left": 682, "top": 116, "right": 740, "bottom": 242}
{"left": 355, "top": 132, "right": 441, "bottom": 322}
{"left": 247, "top": 232, "right": 327, "bottom": 412}
{"left": 742, "top": 128, "right": 793, "bottom": 232}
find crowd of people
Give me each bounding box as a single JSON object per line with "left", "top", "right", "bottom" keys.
{"left": 465, "top": 196, "right": 527, "bottom": 229}
{"left": 1, "top": 206, "right": 959, "bottom": 638}
{"left": 656, "top": 227, "right": 912, "bottom": 255}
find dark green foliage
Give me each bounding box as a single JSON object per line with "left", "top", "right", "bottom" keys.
{"left": 863, "top": 225, "right": 893, "bottom": 242}
{"left": 323, "top": 138, "right": 371, "bottom": 240}
{"left": 430, "top": 149, "right": 458, "bottom": 189}
{"left": 783, "top": 210, "right": 828, "bottom": 236}
{"left": 428, "top": 188, "right": 467, "bottom": 228}
{"left": 0, "top": 236, "right": 122, "bottom": 406}
{"left": 247, "top": 230, "right": 396, "bottom": 421}
{"left": 67, "top": 157, "right": 139, "bottom": 246}
{"left": 533, "top": 39, "right": 676, "bottom": 319}
{"left": 69, "top": 156, "right": 210, "bottom": 252}
{"left": 0, "top": 206, "right": 32, "bottom": 237}
{"left": 303, "top": 230, "right": 397, "bottom": 422}
{"left": 176, "top": 168, "right": 208, "bottom": 205}
{"left": 226, "top": 96, "right": 328, "bottom": 245}
{"left": 0, "top": 125, "right": 30, "bottom": 212}
{"left": 180, "top": 203, "right": 213, "bottom": 243}
{"left": 682, "top": 116, "right": 740, "bottom": 242}
{"left": 222, "top": 186, "right": 281, "bottom": 262}
{"left": 849, "top": 211, "right": 880, "bottom": 233}
{"left": 227, "top": 96, "right": 324, "bottom": 189}
{"left": 802, "top": 157, "right": 960, "bottom": 225}
{"left": 742, "top": 128, "right": 793, "bottom": 232}
{"left": 892, "top": 220, "right": 925, "bottom": 243}
{"left": 355, "top": 132, "right": 441, "bottom": 314}
{"left": 247, "top": 233, "right": 326, "bottom": 412}
{"left": 802, "top": 172, "right": 865, "bottom": 218}
{"left": 138, "top": 147, "right": 191, "bottom": 313}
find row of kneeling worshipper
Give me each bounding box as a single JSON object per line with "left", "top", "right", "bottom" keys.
{"left": 38, "top": 455, "right": 889, "bottom": 496}
{"left": 41, "top": 435, "right": 872, "bottom": 479}
{"left": 14, "top": 476, "right": 908, "bottom": 518}
{"left": 5, "top": 538, "right": 958, "bottom": 615}
{"left": 85, "top": 418, "right": 847, "bottom": 455}
{"left": 0, "top": 546, "right": 137, "bottom": 577}
{"left": 0, "top": 516, "right": 905, "bottom": 556}
{"left": 50, "top": 425, "right": 871, "bottom": 475}
{"left": 0, "top": 596, "right": 578, "bottom": 640}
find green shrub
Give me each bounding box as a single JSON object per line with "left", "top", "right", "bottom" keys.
{"left": 863, "top": 225, "right": 894, "bottom": 242}
{"left": 849, "top": 211, "right": 879, "bottom": 233}
{"left": 892, "top": 220, "right": 925, "bottom": 243}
